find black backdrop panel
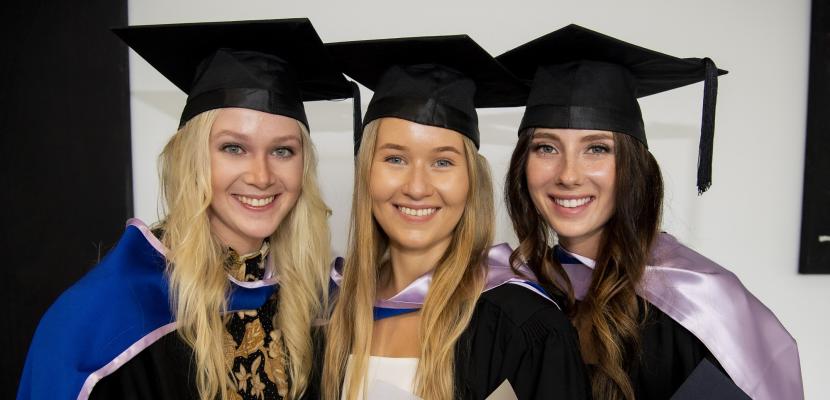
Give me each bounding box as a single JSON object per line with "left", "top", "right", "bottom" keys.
{"left": 800, "top": 0, "right": 830, "bottom": 273}
{"left": 0, "top": 0, "right": 131, "bottom": 394}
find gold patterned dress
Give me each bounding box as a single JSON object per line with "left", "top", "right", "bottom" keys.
{"left": 224, "top": 243, "right": 291, "bottom": 400}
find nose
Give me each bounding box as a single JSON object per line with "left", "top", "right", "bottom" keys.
{"left": 557, "top": 153, "right": 582, "bottom": 188}
{"left": 244, "top": 155, "right": 275, "bottom": 189}
{"left": 401, "top": 163, "right": 434, "bottom": 200}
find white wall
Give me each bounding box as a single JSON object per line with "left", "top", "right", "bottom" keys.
{"left": 127, "top": 0, "right": 826, "bottom": 397}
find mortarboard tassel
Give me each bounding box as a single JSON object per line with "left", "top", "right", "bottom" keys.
{"left": 697, "top": 58, "right": 719, "bottom": 194}
{"left": 350, "top": 81, "right": 363, "bottom": 155}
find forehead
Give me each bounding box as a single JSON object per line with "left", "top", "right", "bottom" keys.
{"left": 376, "top": 117, "right": 465, "bottom": 150}
{"left": 211, "top": 107, "right": 302, "bottom": 139}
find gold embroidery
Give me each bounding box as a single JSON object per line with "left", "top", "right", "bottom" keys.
{"left": 233, "top": 364, "right": 252, "bottom": 393}
{"left": 250, "top": 356, "right": 266, "bottom": 399}
{"left": 226, "top": 316, "right": 291, "bottom": 397}
{"left": 236, "top": 319, "right": 266, "bottom": 357}
{"left": 264, "top": 330, "right": 289, "bottom": 397}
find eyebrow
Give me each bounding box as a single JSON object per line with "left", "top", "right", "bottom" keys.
{"left": 433, "top": 146, "right": 462, "bottom": 155}
{"left": 532, "top": 131, "right": 560, "bottom": 141}
{"left": 580, "top": 133, "right": 614, "bottom": 142}
{"left": 213, "top": 130, "right": 301, "bottom": 144}
{"left": 377, "top": 143, "right": 463, "bottom": 155}
{"left": 532, "top": 131, "right": 614, "bottom": 142}
{"left": 378, "top": 143, "right": 408, "bottom": 151}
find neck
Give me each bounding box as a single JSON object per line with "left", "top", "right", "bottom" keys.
{"left": 559, "top": 231, "right": 603, "bottom": 260}
{"left": 380, "top": 238, "right": 451, "bottom": 298}
{"left": 209, "top": 215, "right": 262, "bottom": 254}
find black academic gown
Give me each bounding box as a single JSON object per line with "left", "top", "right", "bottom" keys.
{"left": 454, "top": 284, "right": 590, "bottom": 400}
{"left": 631, "top": 299, "right": 725, "bottom": 400}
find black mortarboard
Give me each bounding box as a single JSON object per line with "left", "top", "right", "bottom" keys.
{"left": 113, "top": 19, "right": 358, "bottom": 130}
{"left": 497, "top": 24, "right": 727, "bottom": 194}
{"left": 326, "top": 35, "right": 528, "bottom": 152}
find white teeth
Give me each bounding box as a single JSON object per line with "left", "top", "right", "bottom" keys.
{"left": 236, "top": 195, "right": 275, "bottom": 207}
{"left": 554, "top": 197, "right": 592, "bottom": 208}
{"left": 398, "top": 206, "right": 437, "bottom": 217}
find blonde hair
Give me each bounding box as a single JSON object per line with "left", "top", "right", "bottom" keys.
{"left": 322, "top": 119, "right": 495, "bottom": 400}
{"left": 159, "top": 109, "right": 331, "bottom": 400}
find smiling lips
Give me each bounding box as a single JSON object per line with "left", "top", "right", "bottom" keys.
{"left": 234, "top": 194, "right": 276, "bottom": 209}
{"left": 551, "top": 196, "right": 594, "bottom": 213}
{"left": 397, "top": 205, "right": 439, "bottom": 219}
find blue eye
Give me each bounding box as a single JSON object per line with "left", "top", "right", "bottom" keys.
{"left": 221, "top": 144, "right": 244, "bottom": 154}
{"left": 587, "top": 144, "right": 611, "bottom": 154}
{"left": 273, "top": 147, "right": 295, "bottom": 158}
{"left": 433, "top": 159, "right": 453, "bottom": 168}
{"left": 534, "top": 144, "right": 556, "bottom": 154}
{"left": 385, "top": 156, "right": 405, "bottom": 165}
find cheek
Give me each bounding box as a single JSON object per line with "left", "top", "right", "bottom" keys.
{"left": 525, "top": 157, "right": 555, "bottom": 200}
{"left": 209, "top": 154, "right": 233, "bottom": 194}
{"left": 586, "top": 160, "right": 616, "bottom": 216}
{"left": 278, "top": 157, "right": 304, "bottom": 192}
{"left": 436, "top": 171, "right": 469, "bottom": 207}
{"left": 584, "top": 160, "right": 616, "bottom": 193}
{"left": 368, "top": 165, "right": 399, "bottom": 202}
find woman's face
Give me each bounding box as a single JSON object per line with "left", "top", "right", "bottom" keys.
{"left": 525, "top": 128, "right": 616, "bottom": 256}
{"left": 369, "top": 117, "right": 470, "bottom": 254}
{"left": 208, "top": 107, "right": 304, "bottom": 253}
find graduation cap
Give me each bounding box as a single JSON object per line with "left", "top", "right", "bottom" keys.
{"left": 326, "top": 35, "right": 529, "bottom": 152}
{"left": 113, "top": 18, "right": 359, "bottom": 131}
{"left": 497, "top": 24, "right": 727, "bottom": 194}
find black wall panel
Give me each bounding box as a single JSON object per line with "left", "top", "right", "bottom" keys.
{"left": 0, "top": 0, "right": 132, "bottom": 395}
{"left": 800, "top": 0, "right": 830, "bottom": 273}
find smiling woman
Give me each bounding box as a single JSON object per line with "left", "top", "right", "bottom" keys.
{"left": 17, "top": 19, "right": 357, "bottom": 400}
{"left": 501, "top": 25, "right": 802, "bottom": 400}
{"left": 322, "top": 35, "right": 589, "bottom": 400}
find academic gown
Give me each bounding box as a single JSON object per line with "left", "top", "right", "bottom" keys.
{"left": 453, "top": 284, "right": 590, "bottom": 400}
{"left": 17, "top": 219, "right": 296, "bottom": 400}
{"left": 630, "top": 297, "right": 725, "bottom": 399}
{"left": 557, "top": 232, "right": 803, "bottom": 400}
{"left": 331, "top": 244, "right": 591, "bottom": 399}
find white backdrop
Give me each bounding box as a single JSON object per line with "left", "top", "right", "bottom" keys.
{"left": 127, "top": 1, "right": 826, "bottom": 397}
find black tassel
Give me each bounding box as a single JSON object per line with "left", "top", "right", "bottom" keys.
{"left": 350, "top": 81, "right": 363, "bottom": 155}
{"left": 697, "top": 58, "right": 718, "bottom": 194}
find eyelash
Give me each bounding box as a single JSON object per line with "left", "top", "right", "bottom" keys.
{"left": 533, "top": 144, "right": 557, "bottom": 154}
{"left": 221, "top": 143, "right": 244, "bottom": 154}
{"left": 532, "top": 143, "right": 612, "bottom": 154}
{"left": 272, "top": 147, "right": 295, "bottom": 158}
{"left": 434, "top": 159, "right": 453, "bottom": 167}
{"left": 220, "top": 144, "right": 296, "bottom": 158}
{"left": 587, "top": 144, "right": 611, "bottom": 154}
{"left": 385, "top": 156, "right": 405, "bottom": 165}
{"left": 383, "top": 156, "right": 454, "bottom": 167}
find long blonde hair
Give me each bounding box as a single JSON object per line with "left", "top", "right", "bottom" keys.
{"left": 159, "top": 109, "right": 331, "bottom": 400}
{"left": 322, "top": 119, "right": 495, "bottom": 400}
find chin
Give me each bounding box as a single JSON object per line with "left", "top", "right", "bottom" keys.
{"left": 242, "top": 220, "right": 283, "bottom": 240}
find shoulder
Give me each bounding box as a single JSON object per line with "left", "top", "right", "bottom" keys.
{"left": 473, "top": 283, "right": 573, "bottom": 339}
{"left": 643, "top": 233, "right": 802, "bottom": 399}
{"left": 456, "top": 285, "right": 588, "bottom": 399}
{"left": 650, "top": 232, "right": 737, "bottom": 276}
{"left": 34, "top": 222, "right": 170, "bottom": 338}
{"left": 19, "top": 222, "right": 173, "bottom": 400}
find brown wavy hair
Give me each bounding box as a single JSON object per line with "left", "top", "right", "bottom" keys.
{"left": 505, "top": 128, "right": 663, "bottom": 400}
